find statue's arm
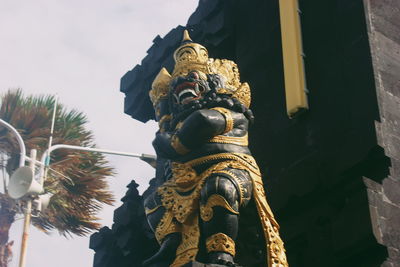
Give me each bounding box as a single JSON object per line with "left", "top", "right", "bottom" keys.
{"left": 177, "top": 109, "right": 227, "bottom": 148}
{"left": 152, "top": 108, "right": 232, "bottom": 158}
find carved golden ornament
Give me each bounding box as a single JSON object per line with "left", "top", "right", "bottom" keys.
{"left": 145, "top": 205, "right": 162, "bottom": 215}
{"left": 158, "top": 114, "right": 172, "bottom": 129}
{"left": 149, "top": 67, "right": 172, "bottom": 106}
{"left": 214, "top": 169, "right": 247, "bottom": 206}
{"left": 200, "top": 194, "right": 239, "bottom": 222}
{"left": 159, "top": 161, "right": 228, "bottom": 224}
{"left": 210, "top": 107, "right": 234, "bottom": 133}
{"left": 155, "top": 211, "right": 180, "bottom": 244}
{"left": 208, "top": 134, "right": 249, "bottom": 146}
{"left": 208, "top": 58, "right": 241, "bottom": 92}
{"left": 150, "top": 30, "right": 252, "bottom": 109}
{"left": 171, "top": 134, "right": 191, "bottom": 155}
{"left": 206, "top": 233, "right": 236, "bottom": 256}
{"left": 155, "top": 107, "right": 161, "bottom": 118}
{"left": 171, "top": 161, "right": 198, "bottom": 189}
{"left": 172, "top": 30, "right": 210, "bottom": 78}
{"left": 233, "top": 82, "right": 251, "bottom": 108}
{"left": 158, "top": 159, "right": 248, "bottom": 266}
{"left": 158, "top": 156, "right": 259, "bottom": 227}
{"left": 157, "top": 153, "right": 288, "bottom": 266}
{"left": 158, "top": 182, "right": 198, "bottom": 224}
{"left": 174, "top": 121, "right": 184, "bottom": 131}
{"left": 185, "top": 153, "right": 261, "bottom": 176}
{"left": 170, "top": 215, "right": 200, "bottom": 267}
{"left": 250, "top": 173, "right": 288, "bottom": 267}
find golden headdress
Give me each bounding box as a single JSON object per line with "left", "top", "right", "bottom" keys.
{"left": 149, "top": 30, "right": 251, "bottom": 108}
{"left": 149, "top": 67, "right": 171, "bottom": 106}
{"left": 171, "top": 30, "right": 209, "bottom": 78}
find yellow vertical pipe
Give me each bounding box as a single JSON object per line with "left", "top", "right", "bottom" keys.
{"left": 279, "top": 0, "right": 308, "bottom": 117}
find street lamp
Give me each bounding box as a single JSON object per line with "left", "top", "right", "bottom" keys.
{"left": 0, "top": 118, "right": 156, "bottom": 267}
{"left": 38, "top": 144, "right": 156, "bottom": 186}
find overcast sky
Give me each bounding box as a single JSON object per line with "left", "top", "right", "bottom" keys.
{"left": 0, "top": 0, "right": 198, "bottom": 266}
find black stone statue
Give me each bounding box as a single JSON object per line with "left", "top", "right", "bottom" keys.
{"left": 143, "top": 30, "right": 288, "bottom": 267}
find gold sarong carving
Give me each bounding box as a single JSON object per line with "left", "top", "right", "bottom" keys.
{"left": 157, "top": 153, "right": 288, "bottom": 267}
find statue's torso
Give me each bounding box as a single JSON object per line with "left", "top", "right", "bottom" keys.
{"left": 173, "top": 108, "right": 251, "bottom": 173}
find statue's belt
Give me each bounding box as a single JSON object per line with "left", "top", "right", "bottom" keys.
{"left": 182, "top": 152, "right": 259, "bottom": 174}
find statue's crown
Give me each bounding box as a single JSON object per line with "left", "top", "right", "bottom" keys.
{"left": 150, "top": 30, "right": 251, "bottom": 108}
{"left": 149, "top": 67, "right": 171, "bottom": 106}
{"left": 172, "top": 30, "right": 209, "bottom": 78}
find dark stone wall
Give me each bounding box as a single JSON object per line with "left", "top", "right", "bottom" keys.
{"left": 363, "top": 0, "right": 400, "bottom": 266}
{"left": 92, "top": 0, "right": 399, "bottom": 266}
{"left": 231, "top": 0, "right": 388, "bottom": 266}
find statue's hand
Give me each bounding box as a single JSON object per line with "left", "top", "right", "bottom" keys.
{"left": 152, "top": 132, "right": 180, "bottom": 159}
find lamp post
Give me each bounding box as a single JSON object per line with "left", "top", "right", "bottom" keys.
{"left": 0, "top": 118, "right": 33, "bottom": 267}
{"left": 18, "top": 149, "right": 36, "bottom": 267}
{"left": 38, "top": 144, "right": 156, "bottom": 186}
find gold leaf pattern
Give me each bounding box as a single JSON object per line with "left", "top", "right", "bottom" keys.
{"left": 200, "top": 194, "right": 239, "bottom": 222}
{"left": 206, "top": 232, "right": 236, "bottom": 256}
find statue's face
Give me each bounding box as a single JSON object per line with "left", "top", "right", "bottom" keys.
{"left": 170, "top": 71, "right": 210, "bottom": 105}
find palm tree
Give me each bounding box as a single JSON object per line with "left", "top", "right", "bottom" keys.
{"left": 0, "top": 89, "right": 114, "bottom": 266}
